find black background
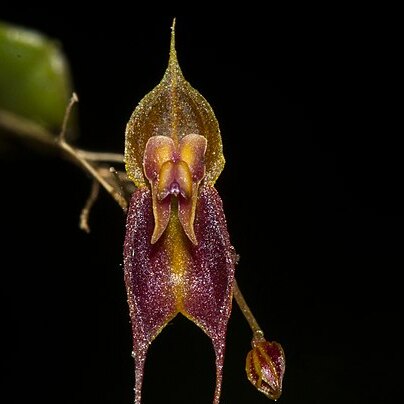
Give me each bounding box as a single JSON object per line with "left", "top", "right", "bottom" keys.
{"left": 1, "top": 12, "right": 401, "bottom": 404}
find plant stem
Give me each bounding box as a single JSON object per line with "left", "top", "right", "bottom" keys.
{"left": 76, "top": 150, "right": 124, "bottom": 163}
{"left": 0, "top": 108, "right": 55, "bottom": 146}
{"left": 79, "top": 179, "right": 100, "bottom": 232}
{"left": 0, "top": 108, "right": 128, "bottom": 210}
{"left": 233, "top": 279, "right": 265, "bottom": 340}
{"left": 58, "top": 138, "right": 128, "bottom": 211}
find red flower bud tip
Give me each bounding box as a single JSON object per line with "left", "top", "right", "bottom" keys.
{"left": 245, "top": 335, "right": 285, "bottom": 400}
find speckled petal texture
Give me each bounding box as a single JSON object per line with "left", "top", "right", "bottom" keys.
{"left": 123, "top": 187, "right": 177, "bottom": 403}
{"left": 183, "top": 185, "right": 237, "bottom": 404}
{"left": 124, "top": 185, "right": 236, "bottom": 403}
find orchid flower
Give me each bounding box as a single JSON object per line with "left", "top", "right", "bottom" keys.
{"left": 123, "top": 21, "right": 284, "bottom": 403}
{"left": 123, "top": 22, "right": 235, "bottom": 404}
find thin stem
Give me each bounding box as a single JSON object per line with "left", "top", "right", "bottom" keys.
{"left": 76, "top": 149, "right": 124, "bottom": 163}
{"left": 80, "top": 179, "right": 100, "bottom": 233}
{"left": 56, "top": 92, "right": 128, "bottom": 211}
{"left": 0, "top": 108, "right": 125, "bottom": 165}
{"left": 0, "top": 108, "right": 55, "bottom": 146}
{"left": 233, "top": 279, "right": 265, "bottom": 340}
{"left": 59, "top": 92, "right": 78, "bottom": 142}
{"left": 109, "top": 166, "right": 126, "bottom": 196}
{"left": 58, "top": 139, "right": 128, "bottom": 211}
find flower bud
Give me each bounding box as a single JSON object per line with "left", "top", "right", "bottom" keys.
{"left": 245, "top": 336, "right": 285, "bottom": 400}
